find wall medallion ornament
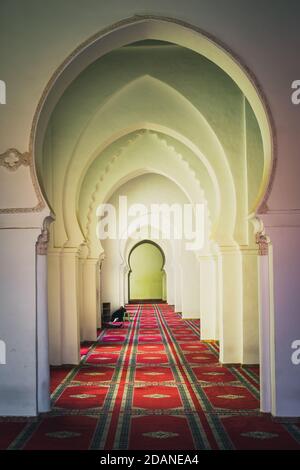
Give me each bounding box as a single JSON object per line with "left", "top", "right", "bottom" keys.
{"left": 0, "top": 148, "right": 30, "bottom": 171}
{"left": 0, "top": 148, "right": 46, "bottom": 213}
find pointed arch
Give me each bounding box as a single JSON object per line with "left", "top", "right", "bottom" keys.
{"left": 31, "top": 15, "right": 275, "bottom": 222}
{"left": 60, "top": 75, "right": 235, "bottom": 247}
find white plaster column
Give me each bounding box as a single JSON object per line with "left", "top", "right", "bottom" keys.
{"left": 119, "top": 262, "right": 126, "bottom": 307}
{"left": 47, "top": 249, "right": 62, "bottom": 365}
{"left": 174, "top": 263, "right": 182, "bottom": 313}
{"left": 219, "top": 246, "right": 243, "bottom": 364}
{"left": 162, "top": 269, "right": 167, "bottom": 301}
{"left": 199, "top": 254, "right": 217, "bottom": 340}
{"left": 215, "top": 252, "right": 222, "bottom": 340}
{"left": 96, "top": 260, "right": 101, "bottom": 328}
{"left": 36, "top": 228, "right": 50, "bottom": 413}
{"left": 241, "top": 248, "right": 260, "bottom": 364}
{"left": 96, "top": 252, "right": 105, "bottom": 328}
{"left": 181, "top": 251, "right": 200, "bottom": 319}
{"left": 61, "top": 248, "right": 80, "bottom": 364}
{"left": 165, "top": 264, "right": 174, "bottom": 305}
{"left": 78, "top": 252, "right": 85, "bottom": 342}
{"left": 82, "top": 258, "right": 98, "bottom": 341}
{"left": 124, "top": 266, "right": 130, "bottom": 305}
{"left": 256, "top": 233, "right": 272, "bottom": 413}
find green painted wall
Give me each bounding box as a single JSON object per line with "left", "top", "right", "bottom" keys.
{"left": 245, "top": 99, "right": 264, "bottom": 212}
{"left": 129, "top": 243, "right": 164, "bottom": 300}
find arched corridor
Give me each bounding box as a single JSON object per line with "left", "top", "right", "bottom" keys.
{"left": 40, "top": 36, "right": 269, "bottom": 375}
{"left": 1, "top": 21, "right": 278, "bottom": 419}
{"left": 1, "top": 9, "right": 300, "bottom": 452}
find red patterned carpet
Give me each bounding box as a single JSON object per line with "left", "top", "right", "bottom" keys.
{"left": 1, "top": 304, "right": 300, "bottom": 450}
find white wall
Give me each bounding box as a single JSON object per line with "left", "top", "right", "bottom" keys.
{"left": 0, "top": 229, "right": 39, "bottom": 416}
{"left": 263, "top": 214, "right": 300, "bottom": 417}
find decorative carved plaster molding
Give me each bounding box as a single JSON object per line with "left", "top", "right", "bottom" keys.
{"left": 0, "top": 148, "right": 46, "bottom": 214}
{"left": 0, "top": 148, "right": 30, "bottom": 171}
{"left": 99, "top": 252, "right": 105, "bottom": 270}
{"left": 255, "top": 231, "right": 270, "bottom": 256}
{"left": 36, "top": 228, "right": 49, "bottom": 255}
{"left": 36, "top": 216, "right": 53, "bottom": 255}
{"left": 85, "top": 130, "right": 210, "bottom": 257}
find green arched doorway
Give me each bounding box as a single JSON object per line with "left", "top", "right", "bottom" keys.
{"left": 128, "top": 241, "right": 165, "bottom": 302}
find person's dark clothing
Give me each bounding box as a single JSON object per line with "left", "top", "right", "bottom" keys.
{"left": 111, "top": 306, "right": 126, "bottom": 322}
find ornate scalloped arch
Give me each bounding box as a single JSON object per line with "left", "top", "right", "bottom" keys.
{"left": 62, "top": 75, "right": 235, "bottom": 247}
{"left": 85, "top": 131, "right": 217, "bottom": 257}
{"left": 31, "top": 16, "right": 275, "bottom": 223}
